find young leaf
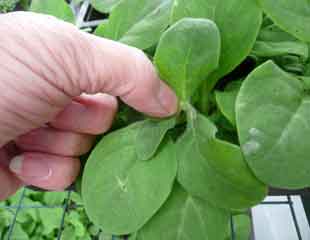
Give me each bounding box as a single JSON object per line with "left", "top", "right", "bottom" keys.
{"left": 118, "top": 1, "right": 172, "bottom": 49}
{"left": 254, "top": 22, "right": 309, "bottom": 71}
{"left": 103, "top": 0, "right": 172, "bottom": 50}
{"left": 236, "top": 61, "right": 310, "bottom": 188}
{"left": 258, "top": 24, "right": 298, "bottom": 42}
{"left": 82, "top": 122, "right": 177, "bottom": 235}
{"left": 170, "top": 0, "right": 262, "bottom": 91}
{"left": 251, "top": 41, "right": 309, "bottom": 60}
{"left": 90, "top": 0, "right": 121, "bottom": 13}
{"left": 154, "top": 18, "right": 220, "bottom": 101}
{"left": 30, "top": 0, "right": 75, "bottom": 23}
{"left": 135, "top": 184, "right": 230, "bottom": 240}
{"left": 215, "top": 81, "right": 242, "bottom": 126}
{"left": 177, "top": 108, "right": 267, "bottom": 210}
{"left": 258, "top": 0, "right": 310, "bottom": 42}
{"left": 136, "top": 117, "right": 176, "bottom": 160}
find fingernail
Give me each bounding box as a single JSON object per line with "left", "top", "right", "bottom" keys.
{"left": 9, "top": 155, "right": 23, "bottom": 174}
{"left": 157, "top": 82, "right": 178, "bottom": 116}
{"left": 9, "top": 155, "right": 52, "bottom": 180}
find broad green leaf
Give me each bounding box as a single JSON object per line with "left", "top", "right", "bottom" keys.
{"left": 136, "top": 117, "right": 176, "bottom": 160}
{"left": 136, "top": 184, "right": 230, "bottom": 240}
{"left": 215, "top": 81, "right": 242, "bottom": 126}
{"left": 104, "top": 0, "right": 172, "bottom": 49}
{"left": 226, "top": 214, "right": 252, "bottom": 240}
{"left": 154, "top": 18, "right": 220, "bottom": 101}
{"left": 82, "top": 122, "right": 177, "bottom": 235}
{"left": 170, "top": 0, "right": 262, "bottom": 91}
{"left": 251, "top": 41, "right": 309, "bottom": 60}
{"left": 118, "top": 1, "right": 172, "bottom": 49}
{"left": 236, "top": 61, "right": 310, "bottom": 188}
{"left": 90, "top": 0, "right": 121, "bottom": 13}
{"left": 30, "top": 0, "right": 75, "bottom": 23}
{"left": 178, "top": 108, "right": 267, "bottom": 210}
{"left": 171, "top": 0, "right": 217, "bottom": 22}
{"left": 258, "top": 0, "right": 310, "bottom": 42}
{"left": 258, "top": 24, "right": 298, "bottom": 42}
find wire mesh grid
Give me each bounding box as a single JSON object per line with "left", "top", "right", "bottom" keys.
{"left": 0, "top": 187, "right": 307, "bottom": 240}
{"left": 1, "top": 188, "right": 74, "bottom": 240}
{"left": 0, "top": 187, "right": 233, "bottom": 240}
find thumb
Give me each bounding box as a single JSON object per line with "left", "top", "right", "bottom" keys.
{"left": 87, "top": 35, "right": 178, "bottom": 117}
{"left": 0, "top": 12, "right": 178, "bottom": 146}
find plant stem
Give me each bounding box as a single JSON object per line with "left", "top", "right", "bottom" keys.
{"left": 199, "top": 81, "right": 211, "bottom": 115}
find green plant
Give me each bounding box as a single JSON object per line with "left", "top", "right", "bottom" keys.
{"left": 0, "top": 0, "right": 19, "bottom": 13}
{"left": 0, "top": 189, "right": 99, "bottom": 240}
{"left": 28, "top": 0, "right": 310, "bottom": 239}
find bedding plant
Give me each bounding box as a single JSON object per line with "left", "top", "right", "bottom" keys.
{"left": 0, "top": 190, "right": 101, "bottom": 240}
{"left": 14, "top": 0, "right": 310, "bottom": 239}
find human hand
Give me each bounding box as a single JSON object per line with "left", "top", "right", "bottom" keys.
{"left": 0, "top": 12, "right": 177, "bottom": 200}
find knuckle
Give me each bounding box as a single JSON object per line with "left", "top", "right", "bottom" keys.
{"left": 4, "top": 12, "right": 89, "bottom": 98}
{"left": 119, "top": 48, "right": 157, "bottom": 99}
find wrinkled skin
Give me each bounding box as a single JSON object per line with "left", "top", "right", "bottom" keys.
{"left": 0, "top": 12, "right": 177, "bottom": 200}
